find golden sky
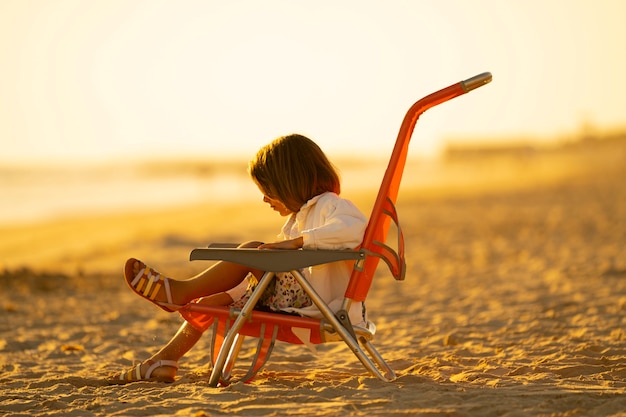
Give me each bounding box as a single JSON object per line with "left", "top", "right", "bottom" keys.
{"left": 1, "top": 0, "right": 625, "bottom": 162}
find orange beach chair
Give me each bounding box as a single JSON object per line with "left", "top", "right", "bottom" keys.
{"left": 181, "top": 72, "right": 492, "bottom": 386}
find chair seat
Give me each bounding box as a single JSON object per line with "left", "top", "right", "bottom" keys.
{"left": 182, "top": 303, "right": 377, "bottom": 345}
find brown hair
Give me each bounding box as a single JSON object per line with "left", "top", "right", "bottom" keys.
{"left": 248, "top": 134, "right": 341, "bottom": 213}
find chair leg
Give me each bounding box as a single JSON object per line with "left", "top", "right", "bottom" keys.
{"left": 208, "top": 272, "right": 276, "bottom": 387}
{"left": 221, "top": 333, "right": 245, "bottom": 384}
{"left": 359, "top": 336, "right": 396, "bottom": 381}
{"left": 242, "top": 322, "right": 279, "bottom": 383}
{"left": 209, "top": 320, "right": 278, "bottom": 385}
{"left": 290, "top": 270, "right": 395, "bottom": 382}
{"left": 206, "top": 268, "right": 396, "bottom": 383}
{"left": 209, "top": 318, "right": 230, "bottom": 368}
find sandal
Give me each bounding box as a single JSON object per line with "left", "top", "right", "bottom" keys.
{"left": 124, "top": 258, "right": 182, "bottom": 312}
{"left": 111, "top": 359, "right": 179, "bottom": 384}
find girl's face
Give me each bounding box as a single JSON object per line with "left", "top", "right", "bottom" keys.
{"left": 263, "top": 194, "right": 292, "bottom": 216}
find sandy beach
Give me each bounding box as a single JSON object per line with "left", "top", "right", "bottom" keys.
{"left": 1, "top": 140, "right": 626, "bottom": 416}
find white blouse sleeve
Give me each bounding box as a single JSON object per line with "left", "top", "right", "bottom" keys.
{"left": 301, "top": 196, "right": 367, "bottom": 250}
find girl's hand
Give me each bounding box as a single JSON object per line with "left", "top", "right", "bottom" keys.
{"left": 258, "top": 237, "right": 304, "bottom": 250}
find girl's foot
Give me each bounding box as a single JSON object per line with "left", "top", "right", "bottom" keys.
{"left": 124, "top": 258, "right": 184, "bottom": 312}
{"left": 112, "top": 359, "right": 179, "bottom": 384}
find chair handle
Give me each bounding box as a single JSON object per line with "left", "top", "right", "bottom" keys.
{"left": 461, "top": 72, "right": 492, "bottom": 93}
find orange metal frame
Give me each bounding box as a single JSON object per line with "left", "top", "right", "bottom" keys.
{"left": 183, "top": 72, "right": 492, "bottom": 386}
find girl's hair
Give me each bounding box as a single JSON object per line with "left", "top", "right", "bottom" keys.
{"left": 248, "top": 134, "right": 341, "bottom": 213}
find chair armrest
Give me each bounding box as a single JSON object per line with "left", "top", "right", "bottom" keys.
{"left": 189, "top": 247, "right": 364, "bottom": 272}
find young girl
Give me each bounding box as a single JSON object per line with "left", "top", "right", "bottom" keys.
{"left": 115, "top": 134, "right": 367, "bottom": 383}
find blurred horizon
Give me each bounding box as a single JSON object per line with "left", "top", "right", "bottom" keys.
{"left": 3, "top": 121, "right": 625, "bottom": 168}
{"left": 2, "top": 128, "right": 624, "bottom": 227}
{"left": 1, "top": 1, "right": 625, "bottom": 164}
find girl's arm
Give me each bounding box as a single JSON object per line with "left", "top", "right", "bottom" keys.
{"left": 261, "top": 195, "right": 367, "bottom": 250}
{"left": 258, "top": 237, "right": 304, "bottom": 250}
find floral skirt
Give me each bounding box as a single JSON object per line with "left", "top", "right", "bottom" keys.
{"left": 181, "top": 272, "right": 312, "bottom": 333}
{"left": 231, "top": 271, "right": 312, "bottom": 311}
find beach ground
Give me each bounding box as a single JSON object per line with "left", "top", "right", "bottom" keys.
{"left": 1, "top": 143, "right": 625, "bottom": 416}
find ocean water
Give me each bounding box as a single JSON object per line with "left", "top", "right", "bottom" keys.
{"left": 0, "top": 162, "right": 259, "bottom": 226}
{"left": 0, "top": 158, "right": 450, "bottom": 226}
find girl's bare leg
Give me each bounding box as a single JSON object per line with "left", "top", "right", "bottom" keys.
{"left": 128, "top": 241, "right": 264, "bottom": 306}
{"left": 133, "top": 292, "right": 233, "bottom": 381}
{"left": 179, "top": 241, "right": 264, "bottom": 301}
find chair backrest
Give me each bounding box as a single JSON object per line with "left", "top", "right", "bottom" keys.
{"left": 345, "top": 73, "right": 492, "bottom": 302}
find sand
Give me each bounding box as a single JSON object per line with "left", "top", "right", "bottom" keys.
{"left": 1, "top": 143, "right": 626, "bottom": 416}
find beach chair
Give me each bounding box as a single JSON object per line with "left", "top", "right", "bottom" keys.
{"left": 181, "top": 72, "right": 492, "bottom": 387}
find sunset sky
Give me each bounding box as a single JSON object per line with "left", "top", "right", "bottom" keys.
{"left": 1, "top": 0, "right": 624, "bottom": 163}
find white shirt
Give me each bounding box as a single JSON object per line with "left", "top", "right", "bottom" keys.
{"left": 278, "top": 192, "right": 368, "bottom": 325}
